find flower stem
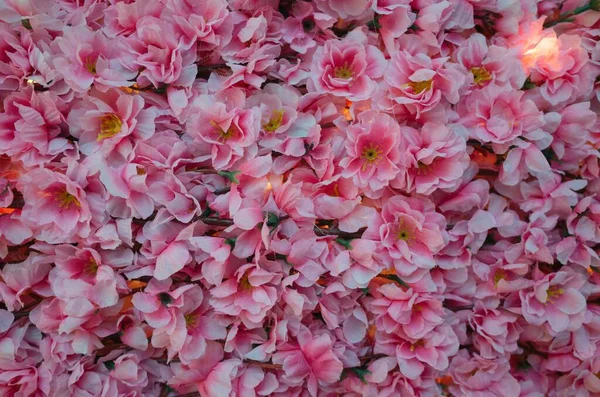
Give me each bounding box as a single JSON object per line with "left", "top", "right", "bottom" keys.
{"left": 544, "top": 3, "right": 592, "bottom": 27}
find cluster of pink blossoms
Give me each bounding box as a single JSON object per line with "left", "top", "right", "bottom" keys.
{"left": 1, "top": 0, "right": 600, "bottom": 395}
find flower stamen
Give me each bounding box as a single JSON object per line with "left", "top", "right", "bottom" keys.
{"left": 98, "top": 113, "right": 122, "bottom": 141}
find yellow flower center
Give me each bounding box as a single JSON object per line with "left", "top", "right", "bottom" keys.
{"left": 471, "top": 66, "right": 492, "bottom": 85}
{"left": 55, "top": 189, "right": 81, "bottom": 210}
{"left": 97, "top": 113, "right": 123, "bottom": 141}
{"left": 416, "top": 161, "right": 431, "bottom": 175}
{"left": 493, "top": 270, "right": 507, "bottom": 287}
{"left": 86, "top": 257, "right": 98, "bottom": 275}
{"left": 334, "top": 63, "right": 353, "bottom": 79}
{"left": 395, "top": 220, "right": 414, "bottom": 244}
{"left": 263, "top": 110, "right": 284, "bottom": 133}
{"left": 84, "top": 56, "right": 97, "bottom": 75}
{"left": 546, "top": 286, "right": 564, "bottom": 303}
{"left": 239, "top": 273, "right": 253, "bottom": 291}
{"left": 410, "top": 339, "right": 424, "bottom": 351}
{"left": 210, "top": 120, "right": 236, "bottom": 141}
{"left": 360, "top": 143, "right": 382, "bottom": 171}
{"left": 184, "top": 313, "right": 198, "bottom": 328}
{"left": 408, "top": 79, "right": 433, "bottom": 94}
{"left": 136, "top": 166, "right": 146, "bottom": 175}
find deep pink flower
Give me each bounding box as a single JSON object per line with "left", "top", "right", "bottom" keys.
{"left": 281, "top": 1, "right": 335, "bottom": 54}
{"left": 309, "top": 31, "right": 386, "bottom": 101}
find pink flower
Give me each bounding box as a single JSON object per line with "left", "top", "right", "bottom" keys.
{"left": 394, "top": 122, "right": 470, "bottom": 195}
{"left": 520, "top": 271, "right": 587, "bottom": 334}
{"left": 165, "top": 0, "right": 232, "bottom": 51}
{"left": 375, "top": 323, "right": 459, "bottom": 379}
{"left": 281, "top": 1, "right": 335, "bottom": 54}
{"left": 185, "top": 93, "right": 260, "bottom": 170}
{"left": 363, "top": 195, "right": 446, "bottom": 282}
{"left": 170, "top": 341, "right": 241, "bottom": 397}
{"left": 523, "top": 33, "right": 596, "bottom": 107}
{"left": 52, "top": 24, "right": 137, "bottom": 92}
{"left": 126, "top": 16, "right": 198, "bottom": 88}
{"left": 339, "top": 110, "right": 402, "bottom": 197}
{"left": 67, "top": 88, "right": 156, "bottom": 162}
{"left": 309, "top": 30, "right": 386, "bottom": 101}
{"left": 384, "top": 49, "right": 466, "bottom": 117}
{"left": 370, "top": 283, "right": 445, "bottom": 340}
{"left": 0, "top": 88, "right": 71, "bottom": 167}
{"left": 468, "top": 301, "right": 522, "bottom": 358}
{"left": 454, "top": 33, "right": 526, "bottom": 90}
{"left": 209, "top": 263, "right": 280, "bottom": 329}
{"left": 272, "top": 326, "right": 344, "bottom": 396}
{"left": 17, "top": 168, "right": 92, "bottom": 244}
{"left": 459, "top": 83, "right": 544, "bottom": 148}
{"left": 448, "top": 351, "right": 521, "bottom": 396}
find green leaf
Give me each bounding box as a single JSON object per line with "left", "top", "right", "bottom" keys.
{"left": 335, "top": 237, "right": 353, "bottom": 250}
{"left": 104, "top": 360, "right": 115, "bottom": 370}
{"left": 21, "top": 19, "right": 32, "bottom": 30}
{"left": 379, "top": 274, "right": 410, "bottom": 289}
{"left": 225, "top": 237, "right": 236, "bottom": 249}
{"left": 266, "top": 212, "right": 280, "bottom": 228}
{"left": 349, "top": 367, "right": 371, "bottom": 384}
{"left": 218, "top": 170, "right": 241, "bottom": 184}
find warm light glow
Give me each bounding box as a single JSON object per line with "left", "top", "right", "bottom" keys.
{"left": 265, "top": 181, "right": 272, "bottom": 191}
{"left": 522, "top": 36, "right": 560, "bottom": 70}
{"left": 26, "top": 79, "right": 35, "bottom": 85}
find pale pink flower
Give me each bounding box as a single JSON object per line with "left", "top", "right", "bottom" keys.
{"left": 209, "top": 263, "right": 280, "bottom": 329}
{"left": 170, "top": 341, "right": 241, "bottom": 397}
{"left": 454, "top": 33, "right": 526, "bottom": 90}
{"left": 520, "top": 271, "right": 587, "bottom": 334}
{"left": 384, "top": 49, "right": 466, "bottom": 117}
{"left": 126, "top": 16, "right": 198, "bottom": 88}
{"left": 50, "top": 245, "right": 123, "bottom": 310}
{"left": 165, "top": 0, "right": 232, "bottom": 51}
{"left": 329, "top": 238, "right": 384, "bottom": 289}
{"left": 309, "top": 30, "right": 387, "bottom": 101}
{"left": 281, "top": 1, "right": 335, "bottom": 54}
{"left": 499, "top": 141, "right": 550, "bottom": 186}
{"left": 185, "top": 94, "right": 260, "bottom": 170}
{"left": 67, "top": 88, "right": 156, "bottom": 162}
{"left": 271, "top": 326, "right": 344, "bottom": 396}
{"left": 459, "top": 83, "right": 544, "bottom": 148}
{"left": 469, "top": 301, "right": 522, "bottom": 358}
{"left": 52, "top": 24, "right": 137, "bottom": 92}
{"left": 0, "top": 88, "right": 71, "bottom": 167}
{"left": 98, "top": 161, "right": 154, "bottom": 220}
{"left": 394, "top": 122, "right": 470, "bottom": 195}
{"left": 371, "top": 283, "right": 445, "bottom": 340}
{"left": 523, "top": 33, "right": 596, "bottom": 107}
{"left": 0, "top": 252, "right": 51, "bottom": 311}
{"left": 339, "top": 110, "right": 402, "bottom": 197}
{"left": 375, "top": 323, "right": 459, "bottom": 379}
{"left": 448, "top": 351, "right": 521, "bottom": 396}
{"left": 17, "top": 168, "right": 92, "bottom": 244}
{"left": 102, "top": 0, "right": 163, "bottom": 38}
{"left": 363, "top": 195, "right": 446, "bottom": 282}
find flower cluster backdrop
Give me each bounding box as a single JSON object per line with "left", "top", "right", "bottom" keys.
{"left": 0, "top": 0, "right": 600, "bottom": 395}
